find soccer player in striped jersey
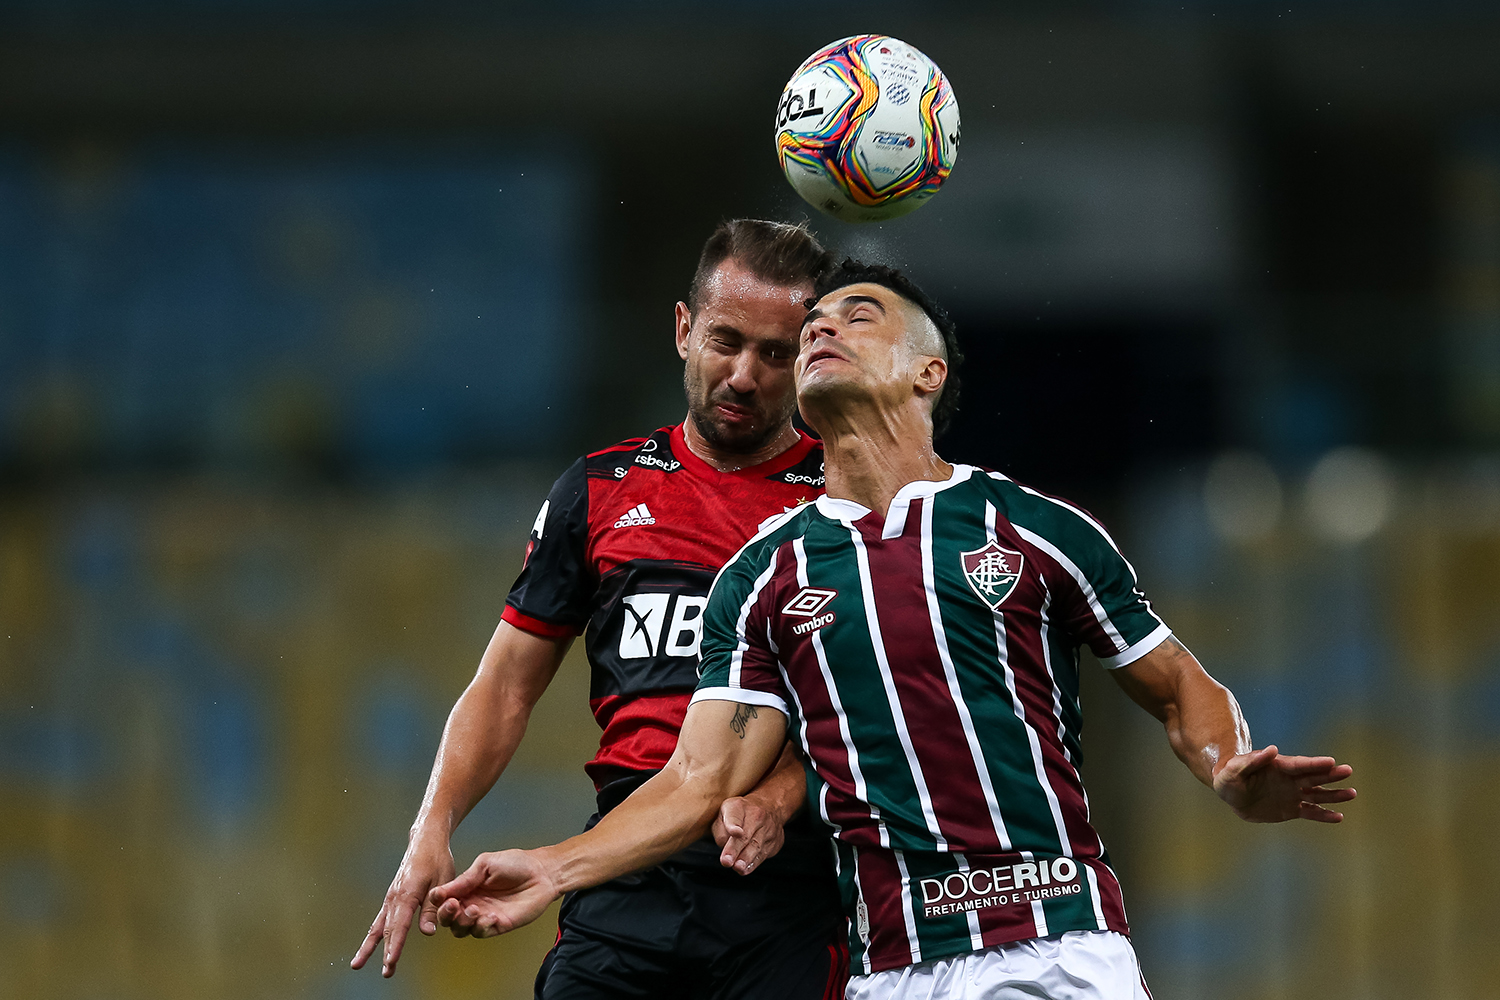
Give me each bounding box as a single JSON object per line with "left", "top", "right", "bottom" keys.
{"left": 426, "top": 261, "right": 1357, "bottom": 1000}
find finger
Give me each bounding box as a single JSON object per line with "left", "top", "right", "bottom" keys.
{"left": 382, "top": 903, "right": 416, "bottom": 977}
{"left": 429, "top": 862, "right": 487, "bottom": 906}
{"left": 1299, "top": 801, "right": 1345, "bottom": 823}
{"left": 1299, "top": 786, "right": 1357, "bottom": 803}
{"left": 351, "top": 912, "right": 386, "bottom": 969}
{"left": 435, "top": 897, "right": 464, "bottom": 928}
{"left": 1274, "top": 756, "right": 1348, "bottom": 776}
{"left": 419, "top": 893, "right": 442, "bottom": 936}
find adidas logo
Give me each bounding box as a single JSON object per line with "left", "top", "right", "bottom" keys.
{"left": 613, "top": 503, "right": 657, "bottom": 528}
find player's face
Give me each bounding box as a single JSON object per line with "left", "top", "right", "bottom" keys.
{"left": 677, "top": 260, "right": 810, "bottom": 453}
{"left": 796, "top": 283, "right": 932, "bottom": 416}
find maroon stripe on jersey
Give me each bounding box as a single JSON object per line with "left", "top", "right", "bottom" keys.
{"left": 975, "top": 868, "right": 1048, "bottom": 945}
{"left": 1084, "top": 857, "right": 1131, "bottom": 934}
{"left": 853, "top": 846, "right": 918, "bottom": 970}
{"left": 770, "top": 545, "right": 885, "bottom": 840}
{"left": 857, "top": 499, "right": 1004, "bottom": 851}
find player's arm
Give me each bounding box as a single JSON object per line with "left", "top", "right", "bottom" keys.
{"left": 713, "top": 740, "right": 805, "bottom": 873}
{"left": 352, "top": 620, "right": 571, "bottom": 977}
{"left": 1112, "top": 636, "right": 1356, "bottom": 823}
{"left": 427, "top": 697, "right": 788, "bottom": 938}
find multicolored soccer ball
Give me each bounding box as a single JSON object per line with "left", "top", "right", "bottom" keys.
{"left": 775, "top": 35, "right": 961, "bottom": 223}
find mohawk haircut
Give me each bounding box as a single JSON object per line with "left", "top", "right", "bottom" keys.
{"left": 812, "top": 258, "right": 964, "bottom": 440}
{"left": 687, "top": 219, "right": 832, "bottom": 313}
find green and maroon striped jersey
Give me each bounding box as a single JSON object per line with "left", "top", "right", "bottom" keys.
{"left": 692, "top": 464, "right": 1171, "bottom": 974}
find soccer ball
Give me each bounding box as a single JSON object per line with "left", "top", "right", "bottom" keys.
{"left": 774, "top": 35, "right": 961, "bottom": 223}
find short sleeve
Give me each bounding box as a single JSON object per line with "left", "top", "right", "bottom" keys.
{"left": 691, "top": 541, "right": 792, "bottom": 718}
{"left": 1023, "top": 503, "right": 1170, "bottom": 669}
{"left": 502, "top": 458, "right": 591, "bottom": 637}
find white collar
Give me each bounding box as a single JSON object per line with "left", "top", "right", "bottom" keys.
{"left": 815, "top": 464, "right": 975, "bottom": 538}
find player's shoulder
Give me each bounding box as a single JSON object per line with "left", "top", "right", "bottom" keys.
{"left": 581, "top": 426, "right": 683, "bottom": 481}
{"left": 969, "top": 468, "right": 1122, "bottom": 556}
{"left": 720, "top": 501, "right": 819, "bottom": 576}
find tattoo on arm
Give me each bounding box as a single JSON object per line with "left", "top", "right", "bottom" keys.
{"left": 729, "top": 704, "right": 758, "bottom": 739}
{"left": 1161, "top": 636, "right": 1192, "bottom": 658}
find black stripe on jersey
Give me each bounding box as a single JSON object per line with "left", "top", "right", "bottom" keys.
{"left": 769, "top": 446, "right": 825, "bottom": 487}
{"left": 585, "top": 428, "right": 683, "bottom": 480}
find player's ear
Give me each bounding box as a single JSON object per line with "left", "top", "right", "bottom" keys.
{"left": 675, "top": 302, "right": 694, "bottom": 360}
{"left": 913, "top": 355, "right": 947, "bottom": 400}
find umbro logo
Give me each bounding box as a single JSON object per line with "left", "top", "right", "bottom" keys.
{"left": 783, "top": 587, "right": 837, "bottom": 635}
{"left": 613, "top": 503, "right": 657, "bottom": 528}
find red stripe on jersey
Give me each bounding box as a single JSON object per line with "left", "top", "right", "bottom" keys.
{"left": 501, "top": 604, "right": 579, "bottom": 639}
{"left": 857, "top": 502, "right": 1004, "bottom": 851}
{"left": 584, "top": 692, "right": 689, "bottom": 787}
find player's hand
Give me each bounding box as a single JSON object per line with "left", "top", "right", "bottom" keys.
{"left": 1213, "top": 745, "right": 1356, "bottom": 823}
{"left": 713, "top": 795, "right": 785, "bottom": 874}
{"left": 428, "top": 848, "right": 559, "bottom": 939}
{"left": 351, "top": 836, "right": 455, "bottom": 977}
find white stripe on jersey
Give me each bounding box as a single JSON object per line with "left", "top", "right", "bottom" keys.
{"left": 1085, "top": 862, "right": 1109, "bottom": 931}
{"left": 851, "top": 847, "right": 874, "bottom": 974}
{"left": 953, "top": 852, "right": 986, "bottom": 951}
{"left": 1037, "top": 585, "right": 1073, "bottom": 765}
{"left": 797, "top": 538, "right": 890, "bottom": 849}
{"left": 1019, "top": 850, "right": 1050, "bottom": 937}
{"left": 893, "top": 848, "right": 923, "bottom": 965}
{"left": 987, "top": 503, "right": 1075, "bottom": 858}
{"left": 921, "top": 494, "right": 1013, "bottom": 851}
{"left": 728, "top": 548, "right": 781, "bottom": 688}
{"left": 847, "top": 524, "right": 949, "bottom": 852}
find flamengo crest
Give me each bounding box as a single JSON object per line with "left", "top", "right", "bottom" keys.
{"left": 960, "top": 541, "right": 1024, "bottom": 610}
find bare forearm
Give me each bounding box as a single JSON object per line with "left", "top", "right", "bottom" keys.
{"left": 409, "top": 621, "right": 568, "bottom": 842}
{"left": 740, "top": 742, "right": 806, "bottom": 824}
{"left": 1164, "top": 670, "right": 1251, "bottom": 786}
{"left": 537, "top": 767, "right": 722, "bottom": 894}
{"left": 1115, "top": 636, "right": 1251, "bottom": 787}
{"left": 411, "top": 686, "right": 531, "bottom": 840}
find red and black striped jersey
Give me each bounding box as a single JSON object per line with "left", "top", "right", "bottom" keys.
{"left": 502, "top": 423, "right": 826, "bottom": 788}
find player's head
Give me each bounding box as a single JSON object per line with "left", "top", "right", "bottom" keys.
{"left": 797, "top": 258, "right": 963, "bottom": 441}
{"left": 677, "top": 219, "right": 832, "bottom": 453}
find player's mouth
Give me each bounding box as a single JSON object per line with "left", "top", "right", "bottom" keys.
{"left": 714, "top": 400, "right": 757, "bottom": 425}
{"left": 802, "top": 345, "right": 850, "bottom": 372}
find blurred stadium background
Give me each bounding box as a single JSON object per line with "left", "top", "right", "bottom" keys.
{"left": 2, "top": 3, "right": 1499, "bottom": 998}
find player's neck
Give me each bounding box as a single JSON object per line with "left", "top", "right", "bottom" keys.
{"left": 679, "top": 418, "right": 801, "bottom": 473}
{"left": 814, "top": 403, "right": 951, "bottom": 518}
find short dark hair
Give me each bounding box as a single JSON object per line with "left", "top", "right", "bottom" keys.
{"left": 687, "top": 219, "right": 832, "bottom": 313}
{"left": 812, "top": 258, "right": 964, "bottom": 440}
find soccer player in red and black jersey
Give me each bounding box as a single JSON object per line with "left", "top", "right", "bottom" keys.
{"left": 352, "top": 220, "right": 848, "bottom": 999}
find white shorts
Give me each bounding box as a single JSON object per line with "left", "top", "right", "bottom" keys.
{"left": 845, "top": 930, "right": 1151, "bottom": 1000}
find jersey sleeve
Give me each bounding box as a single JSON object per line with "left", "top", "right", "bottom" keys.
{"left": 1026, "top": 502, "right": 1170, "bottom": 669}
{"left": 502, "top": 458, "right": 592, "bottom": 638}
{"left": 690, "top": 541, "right": 792, "bottom": 719}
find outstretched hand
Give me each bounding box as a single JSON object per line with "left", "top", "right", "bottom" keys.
{"left": 427, "top": 849, "right": 559, "bottom": 939}
{"left": 1213, "top": 746, "right": 1356, "bottom": 823}
{"left": 713, "top": 795, "right": 785, "bottom": 874}
{"left": 350, "top": 838, "right": 455, "bottom": 977}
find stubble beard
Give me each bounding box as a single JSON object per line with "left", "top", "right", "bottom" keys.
{"left": 684, "top": 369, "right": 795, "bottom": 456}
